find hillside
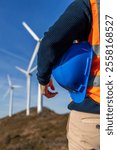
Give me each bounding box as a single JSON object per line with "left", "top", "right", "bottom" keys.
{"left": 0, "top": 107, "right": 68, "bottom": 150}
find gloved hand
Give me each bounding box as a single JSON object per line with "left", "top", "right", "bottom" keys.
{"left": 40, "top": 79, "right": 58, "bottom": 98}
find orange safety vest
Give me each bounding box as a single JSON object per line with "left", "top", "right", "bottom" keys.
{"left": 87, "top": 0, "right": 100, "bottom": 103}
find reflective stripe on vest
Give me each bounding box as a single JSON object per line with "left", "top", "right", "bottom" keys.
{"left": 87, "top": 0, "right": 100, "bottom": 104}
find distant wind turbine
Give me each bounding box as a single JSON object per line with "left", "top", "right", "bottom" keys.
{"left": 22, "top": 21, "right": 43, "bottom": 113}
{"left": 16, "top": 65, "right": 37, "bottom": 116}
{"left": 3, "top": 75, "right": 21, "bottom": 117}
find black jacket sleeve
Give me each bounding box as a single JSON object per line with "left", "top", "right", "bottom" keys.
{"left": 37, "top": 0, "right": 92, "bottom": 85}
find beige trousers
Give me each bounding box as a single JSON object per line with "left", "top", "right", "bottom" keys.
{"left": 66, "top": 110, "right": 100, "bottom": 150}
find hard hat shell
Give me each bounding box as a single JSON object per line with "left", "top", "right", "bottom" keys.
{"left": 52, "top": 41, "right": 93, "bottom": 103}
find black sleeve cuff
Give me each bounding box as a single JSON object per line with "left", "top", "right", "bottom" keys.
{"left": 36, "top": 72, "right": 50, "bottom": 85}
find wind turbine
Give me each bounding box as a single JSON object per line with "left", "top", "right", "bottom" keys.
{"left": 16, "top": 65, "right": 37, "bottom": 116}
{"left": 3, "top": 75, "right": 21, "bottom": 117}
{"left": 22, "top": 21, "right": 43, "bottom": 113}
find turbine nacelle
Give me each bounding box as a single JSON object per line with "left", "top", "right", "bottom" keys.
{"left": 7, "top": 75, "right": 22, "bottom": 90}
{"left": 16, "top": 66, "right": 37, "bottom": 76}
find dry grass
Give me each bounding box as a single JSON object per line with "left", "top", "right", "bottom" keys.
{"left": 0, "top": 107, "right": 69, "bottom": 150}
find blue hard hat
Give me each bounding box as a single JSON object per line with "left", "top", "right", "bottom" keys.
{"left": 52, "top": 41, "right": 93, "bottom": 103}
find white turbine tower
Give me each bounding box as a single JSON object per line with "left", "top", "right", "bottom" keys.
{"left": 16, "top": 65, "right": 37, "bottom": 116}
{"left": 22, "top": 21, "right": 43, "bottom": 114}
{"left": 3, "top": 75, "right": 21, "bottom": 117}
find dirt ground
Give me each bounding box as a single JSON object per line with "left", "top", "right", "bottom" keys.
{"left": 0, "top": 107, "right": 69, "bottom": 150}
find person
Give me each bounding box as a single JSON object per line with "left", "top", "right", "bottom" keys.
{"left": 37, "top": 0, "right": 100, "bottom": 149}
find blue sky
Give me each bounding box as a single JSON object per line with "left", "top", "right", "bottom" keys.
{"left": 0, "top": 0, "right": 73, "bottom": 118}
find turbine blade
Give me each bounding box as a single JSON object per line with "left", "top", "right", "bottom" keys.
{"left": 16, "top": 66, "right": 27, "bottom": 74}
{"left": 27, "top": 42, "right": 40, "bottom": 72}
{"left": 2, "top": 88, "right": 10, "bottom": 100}
{"left": 7, "top": 75, "right": 12, "bottom": 86}
{"left": 30, "top": 66, "right": 37, "bottom": 73}
{"left": 13, "top": 85, "right": 22, "bottom": 88}
{"left": 22, "top": 22, "right": 39, "bottom": 41}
